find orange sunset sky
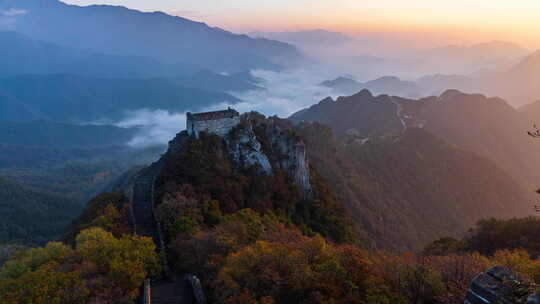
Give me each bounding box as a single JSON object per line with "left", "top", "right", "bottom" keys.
{"left": 64, "top": 0, "right": 540, "bottom": 48}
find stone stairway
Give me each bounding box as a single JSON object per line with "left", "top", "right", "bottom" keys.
{"left": 132, "top": 172, "right": 161, "bottom": 247}
{"left": 132, "top": 167, "right": 201, "bottom": 304}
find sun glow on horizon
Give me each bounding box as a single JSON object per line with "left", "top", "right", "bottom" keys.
{"left": 64, "top": 0, "right": 540, "bottom": 48}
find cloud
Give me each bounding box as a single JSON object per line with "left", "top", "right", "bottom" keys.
{"left": 228, "top": 69, "right": 337, "bottom": 117}
{"left": 115, "top": 68, "right": 339, "bottom": 148}
{"left": 2, "top": 9, "right": 28, "bottom": 16}
{"left": 114, "top": 109, "right": 187, "bottom": 147}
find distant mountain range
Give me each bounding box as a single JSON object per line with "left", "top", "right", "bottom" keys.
{"left": 291, "top": 90, "right": 536, "bottom": 249}
{"left": 518, "top": 99, "right": 540, "bottom": 125}
{"left": 298, "top": 124, "right": 533, "bottom": 250}
{"left": 291, "top": 89, "right": 540, "bottom": 189}
{"left": 322, "top": 46, "right": 540, "bottom": 106}
{"left": 306, "top": 39, "right": 529, "bottom": 80}
{"left": 0, "top": 30, "right": 267, "bottom": 124}
{"left": 0, "top": 0, "right": 302, "bottom": 72}
{"left": 0, "top": 120, "right": 137, "bottom": 148}
{"left": 320, "top": 76, "right": 420, "bottom": 98}
{"left": 249, "top": 29, "right": 352, "bottom": 46}
{"left": 423, "top": 49, "right": 540, "bottom": 106}
{"left": 0, "top": 31, "right": 200, "bottom": 78}
{"left": 484, "top": 50, "right": 540, "bottom": 106}
{"left": 0, "top": 74, "right": 241, "bottom": 122}
{"left": 414, "top": 41, "right": 527, "bottom": 74}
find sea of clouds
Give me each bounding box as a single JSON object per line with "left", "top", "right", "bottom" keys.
{"left": 116, "top": 69, "right": 339, "bottom": 148}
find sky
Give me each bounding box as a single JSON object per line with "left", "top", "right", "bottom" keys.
{"left": 63, "top": 0, "right": 540, "bottom": 47}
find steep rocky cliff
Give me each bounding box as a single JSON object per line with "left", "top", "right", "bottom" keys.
{"left": 154, "top": 112, "right": 350, "bottom": 243}
{"left": 231, "top": 113, "right": 311, "bottom": 195}
{"left": 165, "top": 112, "right": 311, "bottom": 195}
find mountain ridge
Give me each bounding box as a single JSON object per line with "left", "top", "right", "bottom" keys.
{"left": 297, "top": 119, "right": 534, "bottom": 250}
{"left": 0, "top": 74, "right": 241, "bottom": 122}
{"left": 1, "top": 0, "right": 302, "bottom": 72}
{"left": 291, "top": 89, "right": 540, "bottom": 188}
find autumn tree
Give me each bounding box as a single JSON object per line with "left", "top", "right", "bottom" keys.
{"left": 0, "top": 228, "right": 160, "bottom": 304}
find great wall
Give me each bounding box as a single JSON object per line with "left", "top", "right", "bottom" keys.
{"left": 131, "top": 164, "right": 204, "bottom": 304}
{"left": 127, "top": 108, "right": 323, "bottom": 303}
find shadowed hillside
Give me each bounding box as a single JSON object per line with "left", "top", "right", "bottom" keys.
{"left": 0, "top": 74, "right": 240, "bottom": 122}
{"left": 0, "top": 178, "right": 81, "bottom": 244}
{"left": 297, "top": 123, "right": 534, "bottom": 251}
{"left": 292, "top": 90, "right": 540, "bottom": 189}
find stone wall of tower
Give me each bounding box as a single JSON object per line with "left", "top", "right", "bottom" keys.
{"left": 187, "top": 116, "right": 240, "bottom": 138}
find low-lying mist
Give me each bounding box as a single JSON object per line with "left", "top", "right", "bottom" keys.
{"left": 116, "top": 69, "right": 338, "bottom": 148}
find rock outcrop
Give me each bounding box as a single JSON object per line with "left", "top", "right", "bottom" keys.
{"left": 233, "top": 114, "right": 312, "bottom": 196}
{"left": 166, "top": 112, "right": 312, "bottom": 197}
{"left": 225, "top": 122, "right": 273, "bottom": 175}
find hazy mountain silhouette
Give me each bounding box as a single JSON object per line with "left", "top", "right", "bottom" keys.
{"left": 321, "top": 44, "right": 540, "bottom": 105}
{"left": 423, "top": 41, "right": 526, "bottom": 64}
{"left": 484, "top": 50, "right": 540, "bottom": 106}
{"left": 519, "top": 99, "right": 540, "bottom": 126}
{"left": 415, "top": 74, "right": 475, "bottom": 96}
{"left": 320, "top": 76, "right": 420, "bottom": 98}
{"left": 0, "top": 31, "right": 199, "bottom": 78}
{"left": 410, "top": 41, "right": 527, "bottom": 75}
{"left": 0, "top": 0, "right": 302, "bottom": 72}
{"left": 0, "top": 177, "right": 80, "bottom": 244}
{"left": 297, "top": 120, "right": 533, "bottom": 251}
{"left": 413, "top": 49, "right": 540, "bottom": 106}
{"left": 0, "top": 74, "right": 240, "bottom": 122}
{"left": 0, "top": 120, "right": 137, "bottom": 148}
{"left": 291, "top": 89, "right": 540, "bottom": 189}
{"left": 250, "top": 29, "right": 352, "bottom": 46}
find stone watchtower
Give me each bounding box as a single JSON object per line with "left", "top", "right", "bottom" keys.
{"left": 186, "top": 107, "right": 240, "bottom": 138}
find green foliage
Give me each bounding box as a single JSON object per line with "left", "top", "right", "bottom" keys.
{"left": 427, "top": 217, "right": 540, "bottom": 260}
{"left": 216, "top": 236, "right": 372, "bottom": 304}
{"left": 157, "top": 129, "right": 353, "bottom": 245}
{"left": 0, "top": 228, "right": 160, "bottom": 304}
{"left": 296, "top": 122, "right": 533, "bottom": 251}
{"left": 297, "top": 168, "right": 355, "bottom": 243}
{"left": 76, "top": 228, "right": 161, "bottom": 292}
{"left": 0, "top": 261, "right": 89, "bottom": 304}
{"left": 423, "top": 237, "right": 467, "bottom": 256}
{"left": 0, "top": 242, "right": 72, "bottom": 280}
{"left": 169, "top": 209, "right": 302, "bottom": 291}
{"left": 64, "top": 192, "right": 132, "bottom": 243}
{"left": 0, "top": 245, "right": 27, "bottom": 267}
{"left": 466, "top": 217, "right": 540, "bottom": 258}
{"left": 0, "top": 143, "right": 159, "bottom": 245}
{"left": 0, "top": 178, "right": 81, "bottom": 245}
{"left": 490, "top": 249, "right": 540, "bottom": 283}
{"left": 202, "top": 199, "right": 223, "bottom": 226}
{"left": 156, "top": 188, "right": 202, "bottom": 240}
{"left": 423, "top": 217, "right": 540, "bottom": 302}
{"left": 172, "top": 216, "right": 199, "bottom": 237}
